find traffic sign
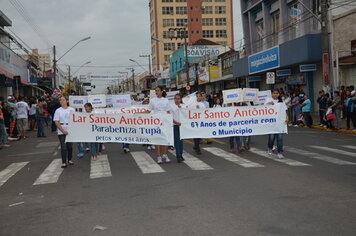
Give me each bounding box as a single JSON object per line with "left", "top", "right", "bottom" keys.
{"left": 266, "top": 72, "right": 275, "bottom": 84}
{"left": 185, "top": 85, "right": 191, "bottom": 91}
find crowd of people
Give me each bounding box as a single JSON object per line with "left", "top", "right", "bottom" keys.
{"left": 1, "top": 84, "right": 355, "bottom": 167}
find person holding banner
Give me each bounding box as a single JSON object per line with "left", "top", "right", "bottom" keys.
{"left": 84, "top": 103, "right": 99, "bottom": 161}
{"left": 264, "top": 89, "right": 288, "bottom": 159}
{"left": 193, "top": 92, "right": 208, "bottom": 155}
{"left": 54, "top": 96, "right": 75, "bottom": 168}
{"left": 148, "top": 86, "right": 172, "bottom": 164}
{"left": 171, "top": 94, "right": 185, "bottom": 163}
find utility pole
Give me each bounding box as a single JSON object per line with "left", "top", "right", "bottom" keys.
{"left": 132, "top": 69, "right": 135, "bottom": 93}
{"left": 321, "top": 0, "right": 331, "bottom": 89}
{"left": 53, "top": 45, "right": 56, "bottom": 88}
{"left": 68, "top": 65, "right": 71, "bottom": 95}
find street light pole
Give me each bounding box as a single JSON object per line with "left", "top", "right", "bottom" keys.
{"left": 126, "top": 67, "right": 135, "bottom": 93}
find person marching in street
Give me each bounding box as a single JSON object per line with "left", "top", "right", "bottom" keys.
{"left": 171, "top": 93, "right": 185, "bottom": 163}
{"left": 84, "top": 103, "right": 99, "bottom": 161}
{"left": 148, "top": 86, "right": 172, "bottom": 164}
{"left": 265, "top": 89, "right": 288, "bottom": 159}
{"left": 53, "top": 96, "right": 75, "bottom": 168}
{"left": 193, "top": 92, "right": 207, "bottom": 155}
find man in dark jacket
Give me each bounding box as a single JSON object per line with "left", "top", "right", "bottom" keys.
{"left": 317, "top": 90, "right": 327, "bottom": 127}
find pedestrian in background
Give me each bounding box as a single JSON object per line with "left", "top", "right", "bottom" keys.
{"left": 345, "top": 90, "right": 356, "bottom": 130}
{"left": 15, "top": 96, "right": 29, "bottom": 139}
{"left": 35, "top": 99, "right": 46, "bottom": 137}
{"left": 301, "top": 94, "right": 312, "bottom": 127}
{"left": 317, "top": 90, "right": 327, "bottom": 127}
{"left": 0, "top": 103, "right": 10, "bottom": 149}
{"left": 331, "top": 91, "right": 342, "bottom": 129}
{"left": 28, "top": 98, "right": 37, "bottom": 131}
{"left": 54, "top": 96, "right": 75, "bottom": 168}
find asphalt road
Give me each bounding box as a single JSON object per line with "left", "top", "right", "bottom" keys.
{"left": 0, "top": 127, "right": 355, "bottom": 236}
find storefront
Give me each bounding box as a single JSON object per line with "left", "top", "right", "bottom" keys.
{"left": 233, "top": 34, "right": 323, "bottom": 111}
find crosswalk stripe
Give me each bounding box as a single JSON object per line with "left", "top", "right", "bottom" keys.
{"left": 342, "top": 145, "right": 356, "bottom": 151}
{"left": 249, "top": 148, "right": 311, "bottom": 166}
{"left": 90, "top": 155, "right": 112, "bottom": 179}
{"left": 130, "top": 152, "right": 165, "bottom": 174}
{"left": 33, "top": 159, "right": 64, "bottom": 185}
{"left": 309, "top": 146, "right": 356, "bottom": 157}
{"left": 285, "top": 146, "right": 356, "bottom": 165}
{"left": 0, "top": 162, "right": 28, "bottom": 188}
{"left": 169, "top": 150, "right": 213, "bottom": 170}
{"left": 203, "top": 147, "right": 264, "bottom": 168}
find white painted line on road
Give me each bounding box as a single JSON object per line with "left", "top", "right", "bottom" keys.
{"left": 342, "top": 145, "right": 356, "bottom": 151}
{"left": 169, "top": 150, "right": 213, "bottom": 170}
{"left": 249, "top": 148, "right": 311, "bottom": 167}
{"left": 33, "top": 159, "right": 64, "bottom": 185}
{"left": 286, "top": 146, "right": 356, "bottom": 165}
{"left": 8, "top": 151, "right": 53, "bottom": 157}
{"left": 203, "top": 147, "right": 264, "bottom": 168}
{"left": 90, "top": 155, "right": 112, "bottom": 179}
{"left": 309, "top": 146, "right": 356, "bottom": 158}
{"left": 130, "top": 151, "right": 165, "bottom": 174}
{"left": 36, "top": 142, "right": 59, "bottom": 148}
{"left": 0, "top": 162, "right": 29, "bottom": 188}
{"left": 53, "top": 151, "right": 58, "bottom": 156}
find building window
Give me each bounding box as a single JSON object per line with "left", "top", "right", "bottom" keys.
{"left": 203, "top": 30, "right": 214, "bottom": 38}
{"left": 216, "top": 30, "right": 227, "bottom": 38}
{"left": 289, "top": 2, "right": 300, "bottom": 40}
{"left": 202, "top": 18, "right": 213, "bottom": 26}
{"left": 177, "top": 30, "right": 188, "bottom": 38}
{"left": 202, "top": 6, "right": 213, "bottom": 14}
{"left": 177, "top": 43, "right": 182, "bottom": 48}
{"left": 256, "top": 20, "right": 264, "bottom": 51}
{"left": 176, "top": 0, "right": 186, "bottom": 2}
{"left": 215, "top": 6, "right": 226, "bottom": 14}
{"left": 163, "top": 19, "right": 174, "bottom": 27}
{"left": 164, "top": 55, "right": 170, "bottom": 64}
{"left": 164, "top": 43, "right": 176, "bottom": 51}
{"left": 162, "top": 0, "right": 173, "bottom": 2}
{"left": 176, "top": 18, "right": 188, "bottom": 26}
{"left": 163, "top": 31, "right": 175, "bottom": 39}
{"left": 215, "top": 0, "right": 225, "bottom": 2}
{"left": 162, "top": 7, "right": 174, "bottom": 15}
{"left": 202, "top": 0, "right": 212, "bottom": 2}
{"left": 271, "top": 11, "right": 280, "bottom": 46}
{"left": 176, "top": 6, "right": 187, "bottom": 15}
{"left": 215, "top": 18, "right": 226, "bottom": 26}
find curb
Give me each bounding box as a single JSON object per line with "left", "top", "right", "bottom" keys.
{"left": 310, "top": 125, "right": 356, "bottom": 135}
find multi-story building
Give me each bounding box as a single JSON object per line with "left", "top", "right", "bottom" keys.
{"left": 149, "top": 0, "right": 234, "bottom": 72}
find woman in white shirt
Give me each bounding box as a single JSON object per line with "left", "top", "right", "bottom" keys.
{"left": 53, "top": 96, "right": 75, "bottom": 168}
{"left": 148, "top": 86, "right": 172, "bottom": 164}
{"left": 213, "top": 97, "right": 222, "bottom": 108}
{"left": 171, "top": 94, "right": 185, "bottom": 163}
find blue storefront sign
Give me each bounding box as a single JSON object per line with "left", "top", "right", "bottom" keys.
{"left": 276, "top": 69, "right": 291, "bottom": 77}
{"left": 248, "top": 46, "right": 280, "bottom": 75}
{"left": 300, "top": 64, "right": 317, "bottom": 72}
{"left": 247, "top": 76, "right": 261, "bottom": 82}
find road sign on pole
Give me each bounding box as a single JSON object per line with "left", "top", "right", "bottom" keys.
{"left": 266, "top": 72, "right": 275, "bottom": 84}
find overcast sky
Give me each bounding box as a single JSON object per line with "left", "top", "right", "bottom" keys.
{"left": 1, "top": 0, "right": 242, "bottom": 92}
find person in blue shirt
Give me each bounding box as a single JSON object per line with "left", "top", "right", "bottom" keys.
{"left": 301, "top": 95, "right": 313, "bottom": 127}
{"left": 345, "top": 90, "right": 356, "bottom": 130}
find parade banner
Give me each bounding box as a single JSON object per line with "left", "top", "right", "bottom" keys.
{"left": 223, "top": 88, "right": 243, "bottom": 104}
{"left": 69, "top": 96, "right": 88, "bottom": 108}
{"left": 93, "top": 105, "right": 149, "bottom": 114}
{"left": 112, "top": 94, "right": 131, "bottom": 107}
{"left": 106, "top": 95, "right": 113, "bottom": 107}
{"left": 179, "top": 104, "right": 287, "bottom": 139}
{"left": 88, "top": 95, "right": 106, "bottom": 108}
{"left": 256, "top": 90, "right": 272, "bottom": 105}
{"left": 242, "top": 88, "right": 258, "bottom": 102}
{"left": 66, "top": 112, "right": 174, "bottom": 145}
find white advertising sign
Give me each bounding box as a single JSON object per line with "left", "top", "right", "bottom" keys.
{"left": 66, "top": 112, "right": 174, "bottom": 145}
{"left": 112, "top": 94, "right": 131, "bottom": 107}
{"left": 179, "top": 104, "right": 287, "bottom": 139}
{"left": 106, "top": 95, "right": 113, "bottom": 107}
{"left": 256, "top": 90, "right": 272, "bottom": 105}
{"left": 69, "top": 96, "right": 88, "bottom": 109}
{"left": 223, "top": 89, "right": 243, "bottom": 104}
{"left": 266, "top": 72, "right": 275, "bottom": 84}
{"left": 243, "top": 88, "right": 259, "bottom": 102}
{"left": 187, "top": 45, "right": 228, "bottom": 58}
{"left": 88, "top": 95, "right": 107, "bottom": 108}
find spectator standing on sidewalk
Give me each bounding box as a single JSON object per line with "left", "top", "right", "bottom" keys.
{"left": 15, "top": 97, "right": 29, "bottom": 139}
{"left": 28, "top": 98, "right": 37, "bottom": 131}
{"left": 317, "top": 90, "right": 328, "bottom": 127}
{"left": 331, "top": 91, "right": 343, "bottom": 129}
{"left": 345, "top": 90, "right": 356, "bottom": 130}
{"left": 291, "top": 93, "right": 301, "bottom": 125}
{"left": 54, "top": 96, "right": 75, "bottom": 168}
{"left": 340, "top": 86, "right": 347, "bottom": 119}
{"left": 301, "top": 95, "right": 313, "bottom": 127}
{"left": 35, "top": 99, "right": 46, "bottom": 137}
{"left": 0, "top": 103, "right": 10, "bottom": 148}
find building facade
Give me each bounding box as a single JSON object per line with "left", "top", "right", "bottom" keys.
{"left": 233, "top": 0, "right": 323, "bottom": 111}
{"left": 149, "top": 0, "right": 234, "bottom": 72}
